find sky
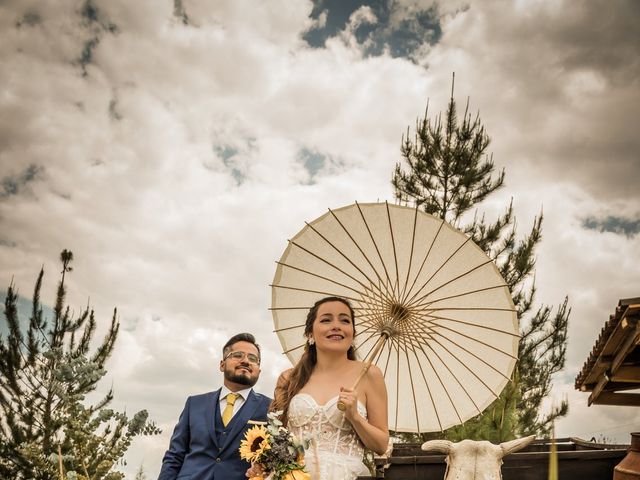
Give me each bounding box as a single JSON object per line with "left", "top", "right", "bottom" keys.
{"left": 1, "top": 0, "right": 639, "bottom": 477}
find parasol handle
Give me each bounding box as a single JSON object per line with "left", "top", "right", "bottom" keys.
{"left": 337, "top": 332, "right": 389, "bottom": 411}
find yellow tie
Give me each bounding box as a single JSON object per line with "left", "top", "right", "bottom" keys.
{"left": 222, "top": 393, "right": 238, "bottom": 427}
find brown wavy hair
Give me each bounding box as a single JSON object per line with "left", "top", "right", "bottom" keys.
{"left": 270, "top": 296, "right": 357, "bottom": 425}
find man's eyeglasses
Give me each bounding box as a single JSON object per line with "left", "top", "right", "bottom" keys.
{"left": 224, "top": 351, "right": 260, "bottom": 365}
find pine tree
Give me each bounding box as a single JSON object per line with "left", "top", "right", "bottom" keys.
{"left": 392, "top": 76, "right": 569, "bottom": 441}
{"left": 0, "top": 250, "right": 160, "bottom": 480}
{"left": 134, "top": 464, "right": 148, "bottom": 480}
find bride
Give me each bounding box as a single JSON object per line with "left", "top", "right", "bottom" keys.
{"left": 270, "top": 296, "right": 389, "bottom": 479}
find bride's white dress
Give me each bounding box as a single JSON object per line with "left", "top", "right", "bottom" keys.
{"left": 288, "top": 393, "right": 369, "bottom": 480}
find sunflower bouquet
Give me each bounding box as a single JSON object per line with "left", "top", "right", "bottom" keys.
{"left": 240, "top": 411, "right": 310, "bottom": 480}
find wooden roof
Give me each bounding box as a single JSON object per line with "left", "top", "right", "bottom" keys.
{"left": 575, "top": 297, "right": 640, "bottom": 406}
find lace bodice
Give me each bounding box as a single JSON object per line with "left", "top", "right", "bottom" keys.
{"left": 288, "top": 393, "right": 369, "bottom": 479}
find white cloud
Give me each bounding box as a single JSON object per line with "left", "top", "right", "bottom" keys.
{"left": 1, "top": 0, "right": 639, "bottom": 478}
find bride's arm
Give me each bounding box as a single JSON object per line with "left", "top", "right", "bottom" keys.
{"left": 341, "top": 365, "right": 389, "bottom": 455}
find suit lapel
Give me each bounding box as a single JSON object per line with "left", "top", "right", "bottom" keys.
{"left": 206, "top": 389, "right": 221, "bottom": 448}
{"left": 220, "top": 389, "right": 259, "bottom": 452}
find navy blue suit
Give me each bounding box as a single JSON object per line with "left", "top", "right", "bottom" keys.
{"left": 158, "top": 389, "right": 271, "bottom": 480}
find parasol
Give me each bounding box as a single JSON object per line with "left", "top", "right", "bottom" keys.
{"left": 271, "top": 202, "right": 518, "bottom": 433}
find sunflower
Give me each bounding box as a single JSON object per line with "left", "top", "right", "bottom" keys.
{"left": 239, "top": 425, "right": 271, "bottom": 462}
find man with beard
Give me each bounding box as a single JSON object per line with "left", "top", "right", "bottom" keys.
{"left": 158, "top": 333, "right": 271, "bottom": 480}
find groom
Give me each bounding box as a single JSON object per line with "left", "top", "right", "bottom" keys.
{"left": 158, "top": 333, "right": 271, "bottom": 480}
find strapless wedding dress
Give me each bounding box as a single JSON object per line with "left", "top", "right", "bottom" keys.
{"left": 288, "top": 393, "right": 369, "bottom": 480}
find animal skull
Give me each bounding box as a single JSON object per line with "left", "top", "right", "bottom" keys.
{"left": 421, "top": 435, "right": 535, "bottom": 480}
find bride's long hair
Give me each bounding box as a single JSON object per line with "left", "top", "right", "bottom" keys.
{"left": 270, "top": 296, "right": 357, "bottom": 425}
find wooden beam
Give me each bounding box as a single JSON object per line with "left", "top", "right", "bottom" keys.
{"left": 603, "top": 382, "right": 640, "bottom": 392}
{"left": 592, "top": 391, "right": 640, "bottom": 407}
{"left": 621, "top": 303, "right": 640, "bottom": 323}
{"left": 583, "top": 312, "right": 639, "bottom": 386}
{"left": 611, "top": 323, "right": 640, "bottom": 373}
{"left": 588, "top": 374, "right": 608, "bottom": 405}
{"left": 590, "top": 335, "right": 640, "bottom": 404}
{"left": 577, "top": 302, "right": 640, "bottom": 394}
{"left": 582, "top": 356, "right": 613, "bottom": 385}
{"left": 611, "top": 366, "right": 640, "bottom": 383}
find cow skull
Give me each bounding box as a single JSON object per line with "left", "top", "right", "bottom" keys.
{"left": 421, "top": 435, "right": 535, "bottom": 480}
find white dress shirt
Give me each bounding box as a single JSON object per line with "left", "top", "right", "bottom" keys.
{"left": 219, "top": 386, "right": 253, "bottom": 420}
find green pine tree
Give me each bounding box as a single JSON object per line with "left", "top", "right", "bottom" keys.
{"left": 134, "top": 464, "right": 148, "bottom": 480}
{"left": 392, "top": 76, "right": 569, "bottom": 441}
{"left": 0, "top": 250, "right": 160, "bottom": 480}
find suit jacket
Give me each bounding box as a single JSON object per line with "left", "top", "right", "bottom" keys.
{"left": 158, "top": 388, "right": 272, "bottom": 480}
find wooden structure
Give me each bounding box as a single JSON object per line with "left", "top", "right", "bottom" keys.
{"left": 355, "top": 438, "right": 628, "bottom": 480}
{"left": 575, "top": 297, "right": 640, "bottom": 406}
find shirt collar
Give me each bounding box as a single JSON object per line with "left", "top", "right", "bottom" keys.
{"left": 220, "top": 385, "right": 252, "bottom": 402}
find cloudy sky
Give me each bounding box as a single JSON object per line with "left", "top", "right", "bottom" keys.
{"left": 1, "top": 0, "right": 639, "bottom": 477}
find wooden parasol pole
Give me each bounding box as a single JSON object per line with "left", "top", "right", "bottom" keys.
{"left": 337, "top": 331, "right": 390, "bottom": 411}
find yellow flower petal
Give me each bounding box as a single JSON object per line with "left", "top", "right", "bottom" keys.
{"left": 283, "top": 469, "right": 311, "bottom": 480}
{"left": 239, "top": 425, "right": 270, "bottom": 462}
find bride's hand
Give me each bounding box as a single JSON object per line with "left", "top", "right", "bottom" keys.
{"left": 339, "top": 386, "right": 359, "bottom": 420}
{"left": 246, "top": 462, "right": 264, "bottom": 478}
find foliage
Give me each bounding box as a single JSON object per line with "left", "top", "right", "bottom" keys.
{"left": 392, "top": 77, "right": 570, "bottom": 441}
{"left": 0, "top": 250, "right": 160, "bottom": 480}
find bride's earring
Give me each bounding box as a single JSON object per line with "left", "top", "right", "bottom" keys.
{"left": 308, "top": 337, "right": 315, "bottom": 345}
